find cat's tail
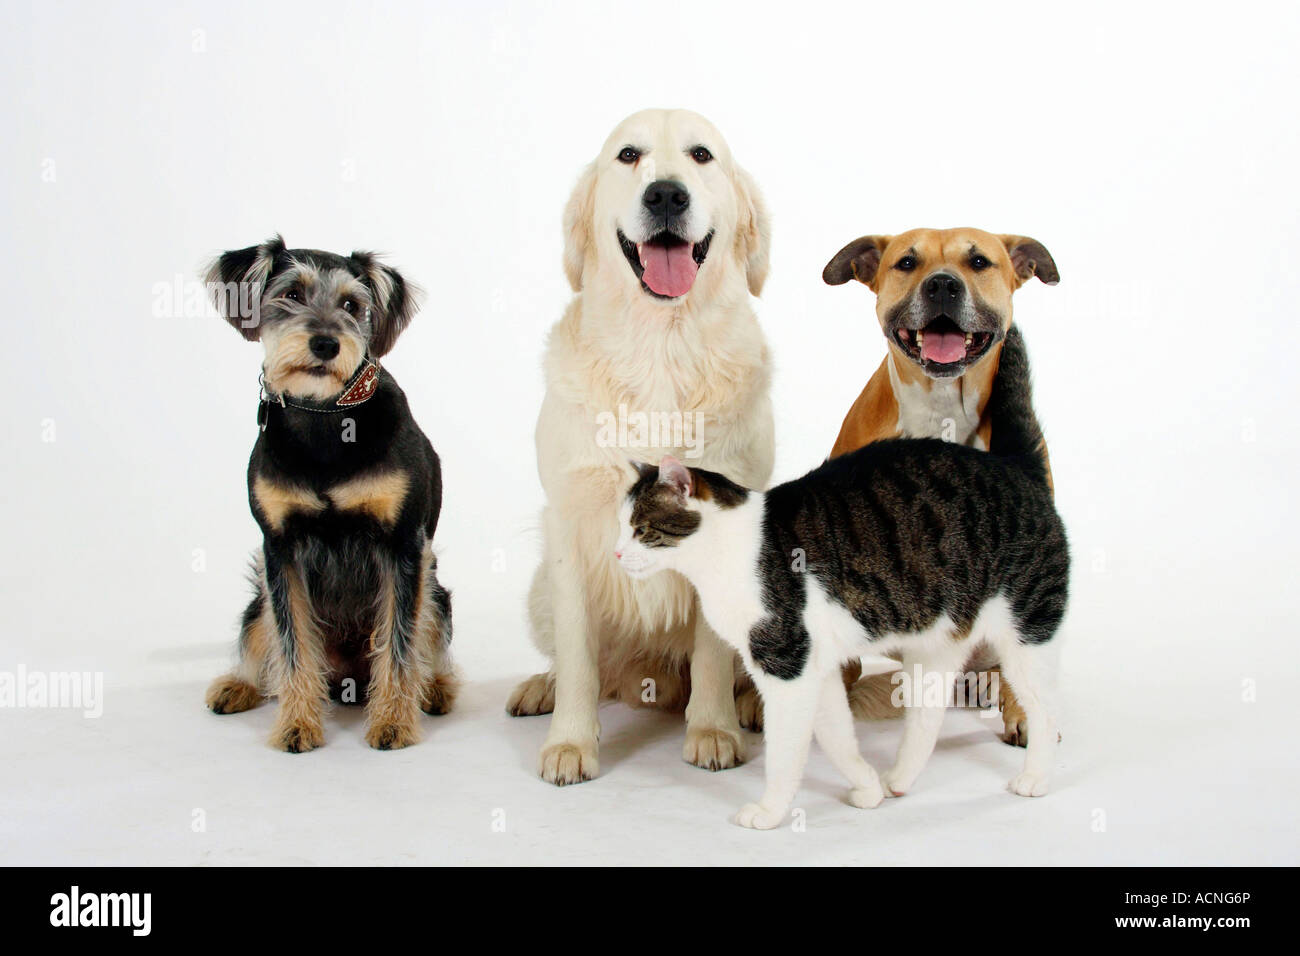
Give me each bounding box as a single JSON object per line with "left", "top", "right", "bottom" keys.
{"left": 986, "top": 324, "right": 1050, "bottom": 486}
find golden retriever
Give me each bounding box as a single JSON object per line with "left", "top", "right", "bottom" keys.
{"left": 506, "top": 108, "right": 774, "bottom": 784}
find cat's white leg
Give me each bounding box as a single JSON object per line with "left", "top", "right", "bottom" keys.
{"left": 995, "top": 636, "right": 1059, "bottom": 797}
{"left": 736, "top": 667, "right": 822, "bottom": 830}
{"left": 683, "top": 611, "right": 747, "bottom": 771}
{"left": 813, "top": 668, "right": 884, "bottom": 809}
{"left": 538, "top": 508, "right": 601, "bottom": 785}
{"left": 881, "top": 643, "right": 966, "bottom": 796}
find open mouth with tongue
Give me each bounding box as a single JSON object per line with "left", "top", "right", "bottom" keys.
{"left": 619, "top": 229, "right": 713, "bottom": 300}
{"left": 893, "top": 315, "right": 996, "bottom": 375}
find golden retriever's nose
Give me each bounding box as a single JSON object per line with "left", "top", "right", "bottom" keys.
{"left": 642, "top": 180, "right": 690, "bottom": 215}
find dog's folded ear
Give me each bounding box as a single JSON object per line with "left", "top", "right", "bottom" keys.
{"left": 203, "top": 235, "right": 286, "bottom": 340}
{"left": 823, "top": 236, "right": 890, "bottom": 290}
{"left": 734, "top": 166, "right": 771, "bottom": 296}
{"left": 562, "top": 162, "right": 598, "bottom": 292}
{"left": 350, "top": 251, "right": 421, "bottom": 357}
{"left": 999, "top": 236, "right": 1060, "bottom": 287}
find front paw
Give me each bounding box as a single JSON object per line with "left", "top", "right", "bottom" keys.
{"left": 1008, "top": 770, "right": 1050, "bottom": 797}
{"left": 1001, "top": 719, "right": 1063, "bottom": 748}
{"left": 540, "top": 740, "right": 598, "bottom": 785}
{"left": 734, "top": 685, "right": 764, "bottom": 732}
{"left": 849, "top": 781, "right": 885, "bottom": 809}
{"left": 735, "top": 802, "right": 784, "bottom": 830}
{"left": 683, "top": 726, "right": 746, "bottom": 771}
{"left": 206, "top": 675, "right": 261, "bottom": 714}
{"left": 880, "top": 768, "right": 912, "bottom": 797}
{"left": 272, "top": 719, "right": 324, "bottom": 754}
{"left": 1001, "top": 721, "right": 1028, "bottom": 747}
{"left": 366, "top": 720, "right": 420, "bottom": 751}
{"left": 507, "top": 672, "right": 556, "bottom": 717}
{"left": 1000, "top": 704, "right": 1029, "bottom": 747}
{"left": 421, "top": 672, "right": 459, "bottom": 716}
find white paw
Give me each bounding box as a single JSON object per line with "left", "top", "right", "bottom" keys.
{"left": 539, "top": 740, "right": 598, "bottom": 786}
{"left": 880, "top": 768, "right": 912, "bottom": 797}
{"left": 1008, "top": 770, "right": 1051, "bottom": 797}
{"left": 506, "top": 672, "right": 555, "bottom": 716}
{"left": 849, "top": 782, "right": 884, "bottom": 809}
{"left": 683, "top": 726, "right": 746, "bottom": 771}
{"left": 734, "top": 802, "right": 784, "bottom": 830}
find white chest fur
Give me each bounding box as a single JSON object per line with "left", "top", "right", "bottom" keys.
{"left": 887, "top": 355, "right": 986, "bottom": 449}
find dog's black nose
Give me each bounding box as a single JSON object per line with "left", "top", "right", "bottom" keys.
{"left": 924, "top": 273, "right": 964, "bottom": 308}
{"left": 642, "top": 180, "right": 690, "bottom": 215}
{"left": 309, "top": 335, "right": 340, "bottom": 360}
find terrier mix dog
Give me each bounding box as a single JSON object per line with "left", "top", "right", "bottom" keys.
{"left": 823, "top": 228, "right": 1059, "bottom": 744}
{"left": 203, "top": 236, "right": 457, "bottom": 752}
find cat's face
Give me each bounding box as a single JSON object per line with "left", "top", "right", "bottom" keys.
{"left": 615, "top": 461, "right": 702, "bottom": 580}
{"left": 614, "top": 456, "right": 751, "bottom": 579}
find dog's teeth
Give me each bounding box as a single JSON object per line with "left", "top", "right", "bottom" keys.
{"left": 915, "top": 331, "right": 924, "bottom": 348}
{"left": 965, "top": 332, "right": 973, "bottom": 347}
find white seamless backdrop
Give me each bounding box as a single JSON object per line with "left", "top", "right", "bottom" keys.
{"left": 2, "top": 0, "right": 1297, "bottom": 865}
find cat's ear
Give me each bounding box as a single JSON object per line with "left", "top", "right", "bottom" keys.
{"left": 628, "top": 459, "right": 658, "bottom": 482}
{"left": 658, "top": 455, "right": 693, "bottom": 498}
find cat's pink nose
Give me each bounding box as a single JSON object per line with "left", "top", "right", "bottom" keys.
{"left": 614, "top": 550, "right": 622, "bottom": 560}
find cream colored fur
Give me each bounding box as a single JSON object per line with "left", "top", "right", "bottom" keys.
{"left": 507, "top": 109, "right": 774, "bottom": 785}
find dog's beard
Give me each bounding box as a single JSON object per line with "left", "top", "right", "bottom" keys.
{"left": 262, "top": 329, "right": 365, "bottom": 400}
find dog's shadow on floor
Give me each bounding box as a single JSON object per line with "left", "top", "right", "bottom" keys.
{"left": 483, "top": 675, "right": 1011, "bottom": 792}
{"left": 480, "top": 674, "right": 685, "bottom": 781}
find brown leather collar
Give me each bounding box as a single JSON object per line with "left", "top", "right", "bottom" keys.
{"left": 258, "top": 359, "right": 381, "bottom": 430}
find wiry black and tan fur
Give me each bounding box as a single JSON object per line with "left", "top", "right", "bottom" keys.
{"left": 203, "top": 236, "right": 457, "bottom": 752}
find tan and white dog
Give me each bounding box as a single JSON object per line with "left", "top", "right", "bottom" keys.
{"left": 505, "top": 109, "right": 774, "bottom": 785}
{"left": 823, "top": 228, "right": 1059, "bottom": 743}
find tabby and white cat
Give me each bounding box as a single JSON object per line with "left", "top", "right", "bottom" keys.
{"left": 614, "top": 328, "right": 1068, "bottom": 828}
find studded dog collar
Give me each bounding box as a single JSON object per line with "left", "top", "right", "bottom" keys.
{"left": 258, "top": 359, "right": 381, "bottom": 431}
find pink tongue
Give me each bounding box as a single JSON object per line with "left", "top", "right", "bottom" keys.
{"left": 921, "top": 330, "right": 967, "bottom": 364}
{"left": 639, "top": 243, "right": 698, "bottom": 298}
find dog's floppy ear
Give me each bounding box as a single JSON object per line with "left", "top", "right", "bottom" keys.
{"left": 350, "top": 251, "right": 421, "bottom": 358}
{"left": 562, "top": 162, "right": 598, "bottom": 292}
{"left": 734, "top": 165, "right": 771, "bottom": 296}
{"left": 203, "top": 234, "right": 285, "bottom": 341}
{"left": 823, "top": 236, "right": 890, "bottom": 290}
{"left": 999, "top": 235, "right": 1060, "bottom": 287}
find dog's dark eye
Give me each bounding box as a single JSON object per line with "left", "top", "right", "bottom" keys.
{"left": 895, "top": 255, "right": 918, "bottom": 272}
{"left": 633, "top": 526, "right": 644, "bottom": 539}
{"left": 617, "top": 147, "right": 640, "bottom": 164}
{"left": 690, "top": 146, "right": 713, "bottom": 164}
{"left": 970, "top": 254, "right": 991, "bottom": 271}
{"left": 285, "top": 288, "right": 301, "bottom": 302}
{"left": 341, "top": 298, "right": 357, "bottom": 314}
